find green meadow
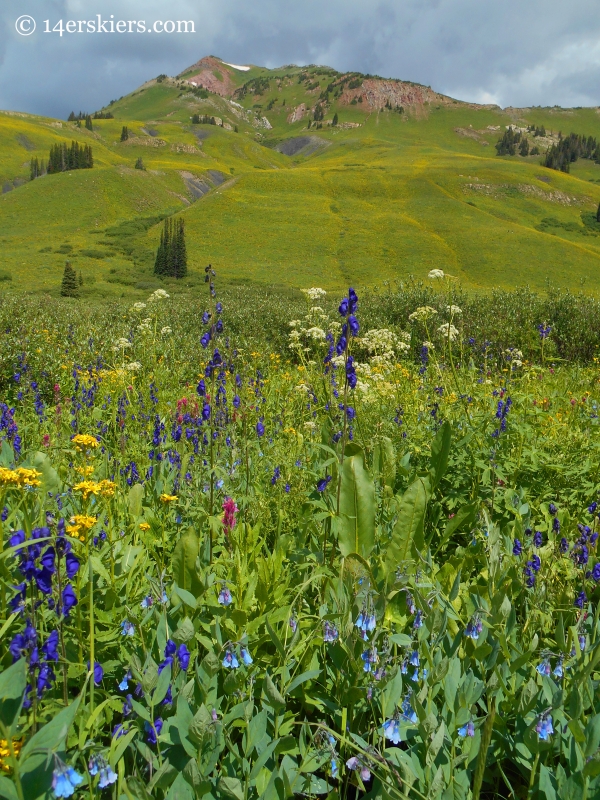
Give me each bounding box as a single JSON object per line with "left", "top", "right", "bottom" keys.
{"left": 2, "top": 60, "right": 600, "bottom": 295}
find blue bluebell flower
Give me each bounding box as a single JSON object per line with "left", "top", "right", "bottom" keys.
{"left": 553, "top": 658, "right": 563, "bottom": 678}
{"left": 118, "top": 670, "right": 131, "bottom": 691}
{"left": 218, "top": 586, "right": 232, "bottom": 606}
{"left": 536, "top": 659, "right": 551, "bottom": 676}
{"left": 458, "top": 721, "right": 475, "bottom": 737}
{"left": 536, "top": 713, "right": 553, "bottom": 740}
{"left": 222, "top": 649, "right": 239, "bottom": 669}
{"left": 413, "top": 610, "right": 424, "bottom": 628}
{"left": 383, "top": 717, "right": 401, "bottom": 744}
{"left": 323, "top": 621, "right": 338, "bottom": 642}
{"left": 120, "top": 620, "right": 135, "bottom": 636}
{"left": 408, "top": 650, "right": 420, "bottom": 667}
{"left": 402, "top": 695, "right": 418, "bottom": 723}
{"left": 464, "top": 615, "right": 483, "bottom": 640}
{"left": 52, "top": 764, "right": 83, "bottom": 798}
{"left": 240, "top": 647, "right": 253, "bottom": 665}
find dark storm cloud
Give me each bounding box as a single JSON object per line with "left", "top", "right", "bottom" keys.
{"left": 1, "top": 0, "right": 600, "bottom": 118}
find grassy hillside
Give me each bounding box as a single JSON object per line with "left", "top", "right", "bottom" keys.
{"left": 2, "top": 58, "right": 600, "bottom": 296}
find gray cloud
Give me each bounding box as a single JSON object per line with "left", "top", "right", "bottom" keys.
{"left": 1, "top": 0, "right": 600, "bottom": 118}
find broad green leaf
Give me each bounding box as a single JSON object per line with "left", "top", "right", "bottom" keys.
{"left": 0, "top": 659, "right": 26, "bottom": 731}
{"left": 373, "top": 436, "right": 396, "bottom": 488}
{"left": 264, "top": 672, "right": 285, "bottom": 709}
{"left": 171, "top": 526, "right": 202, "bottom": 597}
{"left": 166, "top": 773, "right": 194, "bottom": 800}
{"left": 217, "top": 777, "right": 244, "bottom": 800}
{"left": 337, "top": 445, "right": 375, "bottom": 558}
{"left": 128, "top": 483, "right": 144, "bottom": 517}
{"left": 286, "top": 669, "right": 320, "bottom": 694}
{"left": 0, "top": 776, "right": 18, "bottom": 800}
{"left": 538, "top": 764, "right": 557, "bottom": 800}
{"left": 585, "top": 713, "right": 600, "bottom": 757}
{"left": 430, "top": 421, "right": 451, "bottom": 489}
{"left": 384, "top": 478, "right": 428, "bottom": 576}
{"left": 20, "top": 692, "right": 81, "bottom": 760}
{"left": 32, "top": 451, "right": 61, "bottom": 492}
{"left": 153, "top": 663, "right": 171, "bottom": 706}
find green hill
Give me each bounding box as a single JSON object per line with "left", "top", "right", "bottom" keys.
{"left": 2, "top": 56, "right": 600, "bottom": 296}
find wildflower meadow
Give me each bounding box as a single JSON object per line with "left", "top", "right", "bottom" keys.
{"left": 1, "top": 271, "right": 600, "bottom": 799}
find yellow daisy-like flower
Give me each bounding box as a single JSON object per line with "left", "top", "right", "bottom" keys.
{"left": 76, "top": 465, "right": 95, "bottom": 477}
{"left": 71, "top": 434, "right": 99, "bottom": 451}
{"left": 160, "top": 494, "right": 178, "bottom": 503}
{"left": 0, "top": 467, "right": 42, "bottom": 489}
{"left": 139, "top": 522, "right": 151, "bottom": 531}
{"left": 73, "top": 480, "right": 117, "bottom": 500}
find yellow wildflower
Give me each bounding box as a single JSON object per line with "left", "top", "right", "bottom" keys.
{"left": 160, "top": 494, "right": 178, "bottom": 503}
{"left": 76, "top": 465, "right": 95, "bottom": 477}
{"left": 0, "top": 738, "right": 22, "bottom": 772}
{"left": 0, "top": 468, "right": 42, "bottom": 489}
{"left": 72, "top": 434, "right": 99, "bottom": 451}
{"left": 73, "top": 480, "right": 116, "bottom": 500}
{"left": 139, "top": 522, "right": 151, "bottom": 531}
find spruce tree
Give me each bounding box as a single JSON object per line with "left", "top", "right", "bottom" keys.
{"left": 120, "top": 126, "right": 129, "bottom": 142}
{"left": 332, "top": 112, "right": 339, "bottom": 126}
{"left": 135, "top": 157, "right": 145, "bottom": 170}
{"left": 60, "top": 261, "right": 78, "bottom": 297}
{"left": 596, "top": 201, "right": 600, "bottom": 223}
{"left": 68, "top": 111, "right": 76, "bottom": 122}
{"left": 85, "top": 115, "right": 93, "bottom": 131}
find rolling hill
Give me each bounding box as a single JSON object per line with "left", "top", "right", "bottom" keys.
{"left": 2, "top": 56, "right": 600, "bottom": 296}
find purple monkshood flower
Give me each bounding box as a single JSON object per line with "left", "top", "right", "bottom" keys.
{"left": 589, "top": 502, "right": 598, "bottom": 514}
{"left": 145, "top": 717, "right": 163, "bottom": 745}
{"left": 61, "top": 584, "right": 78, "bottom": 618}
{"left": 87, "top": 661, "right": 104, "bottom": 685}
{"left": 549, "top": 503, "right": 557, "bottom": 515}
{"left": 592, "top": 563, "right": 600, "bottom": 582}
{"left": 65, "top": 552, "right": 80, "bottom": 578}
{"left": 177, "top": 644, "right": 190, "bottom": 670}
{"left": 575, "top": 590, "right": 587, "bottom": 608}
{"left": 256, "top": 419, "right": 265, "bottom": 437}
{"left": 533, "top": 531, "right": 543, "bottom": 548}
{"left": 513, "top": 539, "right": 522, "bottom": 556}
{"left": 560, "top": 538, "right": 569, "bottom": 554}
{"left": 317, "top": 475, "right": 332, "bottom": 492}
{"left": 41, "top": 630, "right": 59, "bottom": 661}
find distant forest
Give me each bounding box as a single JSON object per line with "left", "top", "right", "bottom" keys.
{"left": 496, "top": 125, "right": 600, "bottom": 173}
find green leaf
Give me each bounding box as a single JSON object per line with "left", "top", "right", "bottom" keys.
{"left": 174, "top": 587, "right": 197, "bottom": 610}
{"left": 585, "top": 713, "right": 600, "bottom": 757}
{"left": 171, "top": 526, "right": 202, "bottom": 597}
{"left": 430, "top": 421, "right": 451, "bottom": 489}
{"left": 173, "top": 617, "right": 195, "bottom": 643}
{"left": 264, "top": 672, "right": 285, "bottom": 709}
{"left": 153, "top": 663, "right": 171, "bottom": 706}
{"left": 246, "top": 709, "right": 268, "bottom": 754}
{"left": 0, "top": 659, "right": 26, "bottom": 731}
{"left": 538, "top": 764, "right": 557, "bottom": 800}
{"left": 384, "top": 478, "right": 428, "bottom": 576}
{"left": 337, "top": 446, "right": 375, "bottom": 559}
{"left": 128, "top": 483, "right": 144, "bottom": 517}
{"left": 166, "top": 773, "right": 194, "bottom": 800}
{"left": 31, "top": 451, "right": 61, "bottom": 493}
{"left": 20, "top": 692, "right": 81, "bottom": 760}
{"left": 217, "top": 777, "right": 244, "bottom": 800}
{"left": 0, "top": 776, "right": 18, "bottom": 800}
{"left": 266, "top": 617, "right": 286, "bottom": 661}
{"left": 382, "top": 668, "right": 403, "bottom": 713}
{"left": 373, "top": 436, "right": 396, "bottom": 489}
{"left": 286, "top": 669, "right": 320, "bottom": 694}
{"left": 434, "top": 503, "right": 477, "bottom": 554}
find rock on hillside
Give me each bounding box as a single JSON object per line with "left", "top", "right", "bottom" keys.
{"left": 179, "top": 56, "right": 236, "bottom": 97}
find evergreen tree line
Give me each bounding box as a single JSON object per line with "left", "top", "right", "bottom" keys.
{"left": 68, "top": 111, "right": 113, "bottom": 121}
{"left": 154, "top": 218, "right": 187, "bottom": 278}
{"left": 191, "top": 114, "right": 217, "bottom": 125}
{"left": 543, "top": 132, "right": 600, "bottom": 173}
{"left": 495, "top": 128, "right": 538, "bottom": 156}
{"left": 47, "top": 142, "right": 93, "bottom": 174}
{"left": 29, "top": 157, "right": 46, "bottom": 181}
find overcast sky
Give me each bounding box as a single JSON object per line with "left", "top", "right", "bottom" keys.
{"left": 2, "top": 0, "right": 600, "bottom": 118}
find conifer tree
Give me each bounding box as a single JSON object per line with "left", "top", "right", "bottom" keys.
{"left": 332, "top": 112, "right": 339, "bottom": 126}
{"left": 135, "top": 157, "right": 145, "bottom": 170}
{"left": 120, "top": 126, "right": 129, "bottom": 142}
{"left": 68, "top": 111, "right": 76, "bottom": 122}
{"left": 85, "top": 115, "right": 93, "bottom": 131}
{"left": 60, "top": 261, "right": 78, "bottom": 297}
{"left": 596, "top": 201, "right": 600, "bottom": 223}
{"left": 153, "top": 218, "right": 187, "bottom": 278}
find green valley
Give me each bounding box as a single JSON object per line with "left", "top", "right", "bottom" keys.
{"left": 2, "top": 55, "right": 600, "bottom": 295}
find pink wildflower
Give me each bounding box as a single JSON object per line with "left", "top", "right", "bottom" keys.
{"left": 222, "top": 497, "right": 238, "bottom": 535}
